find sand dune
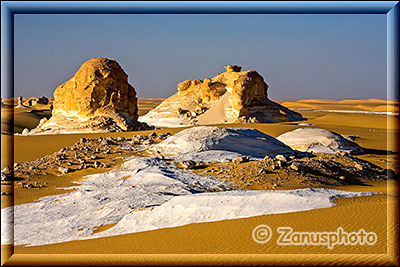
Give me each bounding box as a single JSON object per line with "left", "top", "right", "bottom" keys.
{"left": 279, "top": 99, "right": 399, "bottom": 114}
{"left": 137, "top": 98, "right": 165, "bottom": 116}
{"left": 297, "top": 99, "right": 338, "bottom": 104}
{"left": 280, "top": 101, "right": 314, "bottom": 109}
{"left": 354, "top": 104, "right": 399, "bottom": 113}
{"left": 338, "top": 98, "right": 398, "bottom": 105}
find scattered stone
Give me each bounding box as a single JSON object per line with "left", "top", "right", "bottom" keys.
{"left": 290, "top": 162, "right": 301, "bottom": 171}
{"left": 179, "top": 160, "right": 197, "bottom": 169}
{"left": 101, "top": 139, "right": 110, "bottom": 145}
{"left": 116, "top": 136, "right": 125, "bottom": 142}
{"left": 158, "top": 132, "right": 172, "bottom": 140}
{"left": 101, "top": 163, "right": 113, "bottom": 168}
{"left": 337, "top": 151, "right": 350, "bottom": 156}
{"left": 270, "top": 163, "right": 277, "bottom": 170}
{"left": 232, "top": 156, "right": 250, "bottom": 164}
{"left": 275, "top": 154, "right": 287, "bottom": 162}
{"left": 2, "top": 167, "right": 12, "bottom": 176}
{"left": 263, "top": 155, "right": 272, "bottom": 161}
{"left": 143, "top": 139, "right": 155, "bottom": 145}
{"left": 258, "top": 168, "right": 268, "bottom": 175}
{"left": 58, "top": 166, "right": 71, "bottom": 175}
{"left": 94, "top": 161, "right": 103, "bottom": 168}
{"left": 105, "top": 138, "right": 117, "bottom": 145}
{"left": 155, "top": 150, "right": 165, "bottom": 160}
{"left": 354, "top": 162, "right": 363, "bottom": 171}
{"left": 132, "top": 135, "right": 148, "bottom": 144}
{"left": 78, "top": 164, "right": 88, "bottom": 170}
{"left": 178, "top": 108, "right": 187, "bottom": 115}
{"left": 149, "top": 132, "right": 157, "bottom": 139}
{"left": 275, "top": 160, "right": 283, "bottom": 168}
{"left": 1, "top": 172, "right": 11, "bottom": 181}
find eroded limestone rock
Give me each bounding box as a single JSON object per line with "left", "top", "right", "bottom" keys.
{"left": 140, "top": 65, "right": 304, "bottom": 127}
{"left": 28, "top": 57, "right": 151, "bottom": 134}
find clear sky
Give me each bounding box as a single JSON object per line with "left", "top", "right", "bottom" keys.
{"left": 14, "top": 14, "right": 387, "bottom": 100}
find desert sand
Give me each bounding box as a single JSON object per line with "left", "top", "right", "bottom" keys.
{"left": 1, "top": 98, "right": 398, "bottom": 265}
{"left": 3, "top": 181, "right": 398, "bottom": 266}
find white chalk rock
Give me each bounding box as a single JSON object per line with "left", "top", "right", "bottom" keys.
{"left": 151, "top": 126, "right": 294, "bottom": 158}
{"left": 277, "top": 128, "right": 363, "bottom": 154}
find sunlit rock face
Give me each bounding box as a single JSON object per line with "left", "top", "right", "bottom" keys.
{"left": 140, "top": 65, "right": 304, "bottom": 127}
{"left": 28, "top": 57, "right": 151, "bottom": 134}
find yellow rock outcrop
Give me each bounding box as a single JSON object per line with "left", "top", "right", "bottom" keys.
{"left": 28, "top": 57, "right": 151, "bottom": 134}
{"left": 140, "top": 65, "right": 304, "bottom": 127}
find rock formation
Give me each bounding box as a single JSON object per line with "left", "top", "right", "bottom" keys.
{"left": 139, "top": 65, "right": 304, "bottom": 127}
{"left": 277, "top": 128, "right": 364, "bottom": 154}
{"left": 150, "top": 126, "right": 295, "bottom": 158}
{"left": 15, "top": 96, "right": 28, "bottom": 108}
{"left": 27, "top": 57, "right": 151, "bottom": 134}
{"left": 26, "top": 96, "right": 49, "bottom": 106}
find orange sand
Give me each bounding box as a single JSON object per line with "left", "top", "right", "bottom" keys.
{"left": 4, "top": 181, "right": 397, "bottom": 266}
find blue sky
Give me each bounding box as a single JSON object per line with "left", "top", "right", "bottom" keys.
{"left": 14, "top": 14, "right": 387, "bottom": 100}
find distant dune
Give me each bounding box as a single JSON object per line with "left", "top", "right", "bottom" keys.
{"left": 2, "top": 97, "right": 398, "bottom": 135}
{"left": 278, "top": 99, "right": 399, "bottom": 114}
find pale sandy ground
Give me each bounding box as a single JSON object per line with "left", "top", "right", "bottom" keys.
{"left": 1, "top": 98, "right": 399, "bottom": 265}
